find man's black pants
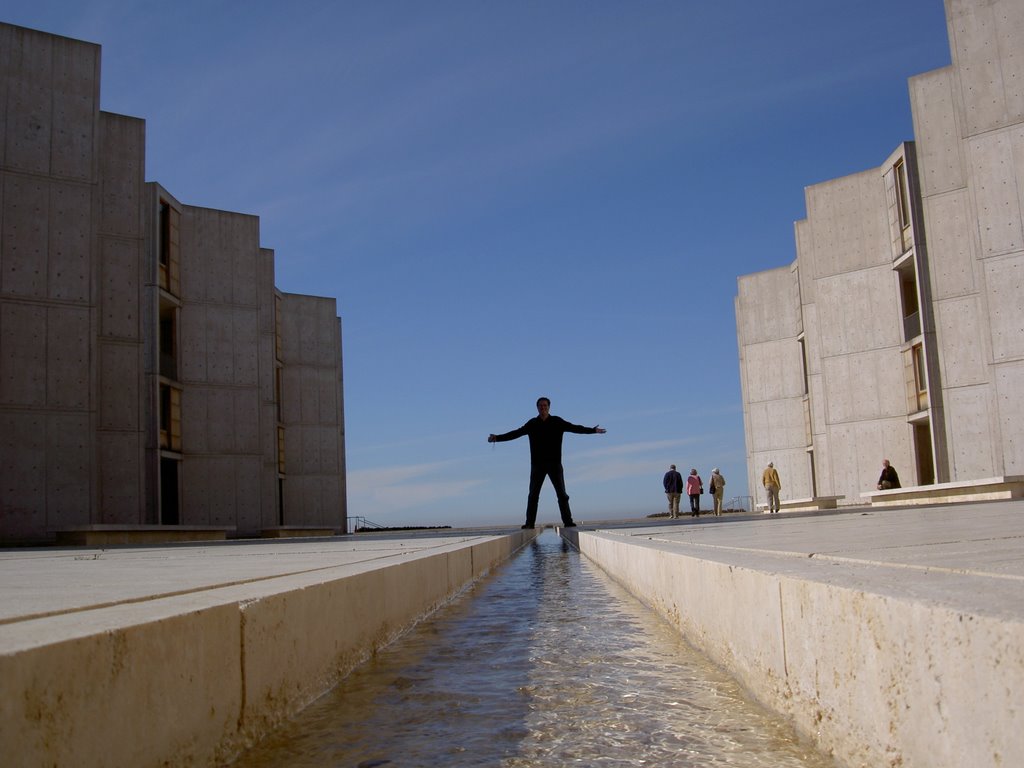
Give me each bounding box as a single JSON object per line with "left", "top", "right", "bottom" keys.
{"left": 525, "top": 462, "right": 573, "bottom": 526}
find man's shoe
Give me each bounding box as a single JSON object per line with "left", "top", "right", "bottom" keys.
{"left": 521, "top": 524, "right": 533, "bottom": 529}
{"left": 563, "top": 522, "right": 577, "bottom": 527}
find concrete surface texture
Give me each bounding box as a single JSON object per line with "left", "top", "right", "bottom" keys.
{"left": 0, "top": 530, "right": 535, "bottom": 767}
{"left": 735, "top": 0, "right": 1024, "bottom": 509}
{"left": 567, "top": 500, "right": 1024, "bottom": 768}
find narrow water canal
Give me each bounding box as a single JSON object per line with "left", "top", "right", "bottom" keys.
{"left": 234, "top": 531, "right": 834, "bottom": 767}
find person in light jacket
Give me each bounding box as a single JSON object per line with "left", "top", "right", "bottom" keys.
{"left": 762, "top": 462, "right": 781, "bottom": 514}
{"left": 709, "top": 468, "right": 726, "bottom": 516}
{"left": 686, "top": 468, "right": 703, "bottom": 517}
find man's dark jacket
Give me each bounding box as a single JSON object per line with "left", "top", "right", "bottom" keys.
{"left": 492, "top": 416, "right": 597, "bottom": 466}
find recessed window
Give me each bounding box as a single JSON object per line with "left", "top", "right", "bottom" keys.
{"left": 898, "top": 264, "right": 921, "bottom": 341}
{"left": 912, "top": 343, "right": 928, "bottom": 412}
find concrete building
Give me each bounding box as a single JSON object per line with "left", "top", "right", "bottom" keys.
{"left": 0, "top": 22, "right": 347, "bottom": 543}
{"left": 736, "top": 0, "right": 1024, "bottom": 510}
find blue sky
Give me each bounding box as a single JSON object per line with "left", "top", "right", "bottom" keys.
{"left": 7, "top": 1, "right": 953, "bottom": 528}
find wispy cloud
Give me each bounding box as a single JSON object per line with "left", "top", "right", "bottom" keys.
{"left": 576, "top": 438, "right": 697, "bottom": 460}
{"left": 571, "top": 438, "right": 703, "bottom": 483}
{"left": 347, "top": 459, "right": 485, "bottom": 517}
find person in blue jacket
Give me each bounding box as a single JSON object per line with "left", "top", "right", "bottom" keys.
{"left": 663, "top": 464, "right": 684, "bottom": 518}
{"left": 488, "top": 397, "right": 606, "bottom": 528}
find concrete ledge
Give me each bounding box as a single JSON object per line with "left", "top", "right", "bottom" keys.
{"left": 0, "top": 529, "right": 537, "bottom": 767}
{"left": 861, "top": 476, "right": 1024, "bottom": 507}
{"left": 260, "top": 526, "right": 337, "bottom": 538}
{"left": 53, "top": 525, "right": 234, "bottom": 546}
{"left": 755, "top": 495, "right": 845, "bottom": 513}
{"left": 566, "top": 515, "right": 1024, "bottom": 768}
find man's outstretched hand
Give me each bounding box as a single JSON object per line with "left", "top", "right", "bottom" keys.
{"left": 595, "top": 426, "right": 607, "bottom": 434}
{"left": 487, "top": 434, "right": 497, "bottom": 442}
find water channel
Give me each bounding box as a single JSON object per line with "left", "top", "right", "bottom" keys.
{"left": 234, "top": 531, "right": 835, "bottom": 767}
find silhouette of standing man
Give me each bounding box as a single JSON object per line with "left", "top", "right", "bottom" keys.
{"left": 489, "top": 397, "right": 606, "bottom": 528}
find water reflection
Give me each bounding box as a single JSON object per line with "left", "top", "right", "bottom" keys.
{"left": 234, "top": 531, "right": 834, "bottom": 767}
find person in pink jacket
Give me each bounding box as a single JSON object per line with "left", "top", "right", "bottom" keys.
{"left": 685, "top": 468, "right": 703, "bottom": 517}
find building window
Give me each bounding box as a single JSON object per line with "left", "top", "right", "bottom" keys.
{"left": 275, "top": 294, "right": 283, "bottom": 362}
{"left": 798, "top": 336, "right": 809, "bottom": 396}
{"left": 160, "top": 458, "right": 180, "bottom": 525}
{"left": 912, "top": 343, "right": 927, "bottom": 404}
{"left": 277, "top": 425, "right": 286, "bottom": 475}
{"left": 160, "top": 384, "right": 182, "bottom": 451}
{"left": 898, "top": 264, "right": 921, "bottom": 341}
{"left": 275, "top": 366, "right": 283, "bottom": 423}
{"left": 159, "top": 304, "right": 178, "bottom": 381}
{"left": 894, "top": 159, "right": 912, "bottom": 252}
{"left": 158, "top": 199, "right": 181, "bottom": 296}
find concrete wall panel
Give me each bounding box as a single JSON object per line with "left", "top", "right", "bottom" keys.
{"left": 983, "top": 251, "right": 1024, "bottom": 361}
{"left": 1, "top": 174, "right": 48, "bottom": 297}
{"left": 804, "top": 171, "right": 890, "bottom": 277}
{"left": 0, "top": 412, "right": 46, "bottom": 536}
{"left": 205, "top": 388, "right": 234, "bottom": 453}
{"left": 827, "top": 418, "right": 910, "bottom": 496}
{"left": 99, "top": 237, "right": 139, "bottom": 339}
{"left": 97, "top": 113, "right": 143, "bottom": 238}
{"left": 3, "top": 27, "right": 54, "bottom": 174}
{"left": 98, "top": 343, "right": 138, "bottom": 430}
{"left": 740, "top": 339, "right": 804, "bottom": 404}
{"left": 949, "top": 0, "right": 1024, "bottom": 135}
{"left": 910, "top": 68, "right": 965, "bottom": 196}
{"left": 49, "top": 182, "right": 91, "bottom": 301}
{"left": 259, "top": 333, "right": 276, "bottom": 403}
{"left": 49, "top": 35, "right": 98, "bottom": 181}
{"left": 228, "top": 220, "right": 259, "bottom": 307}
{"left": 180, "top": 386, "right": 207, "bottom": 454}
{"left": 816, "top": 269, "right": 902, "bottom": 357}
{"left": 205, "top": 305, "right": 235, "bottom": 385}
{"left": 822, "top": 350, "right": 906, "bottom": 425}
{"left": 748, "top": 399, "right": 807, "bottom": 456}
{"left": 97, "top": 431, "right": 141, "bottom": 522}
{"left": 735, "top": 267, "right": 797, "bottom": 345}
{"left": 1, "top": 303, "right": 46, "bottom": 405}
{"left": 935, "top": 295, "right": 988, "bottom": 387}
{"left": 234, "top": 455, "right": 262, "bottom": 533}
{"left": 180, "top": 459, "right": 210, "bottom": 525}
{"left": 994, "top": 360, "right": 1024, "bottom": 473}
{"left": 924, "top": 190, "right": 978, "bottom": 299}
{"left": 946, "top": 385, "right": 997, "bottom": 478}
{"left": 299, "top": 366, "right": 321, "bottom": 424}
{"left": 968, "top": 129, "right": 1024, "bottom": 258}
{"left": 234, "top": 387, "right": 261, "bottom": 453}
{"left": 178, "top": 303, "right": 207, "bottom": 381}
{"left": 232, "top": 307, "right": 259, "bottom": 385}
{"left": 45, "top": 411, "right": 91, "bottom": 526}
{"left": 811, "top": 428, "right": 836, "bottom": 497}
{"left": 46, "top": 305, "right": 89, "bottom": 408}
{"left": 204, "top": 456, "right": 237, "bottom": 527}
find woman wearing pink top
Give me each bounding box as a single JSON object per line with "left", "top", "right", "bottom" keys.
{"left": 685, "top": 468, "right": 703, "bottom": 517}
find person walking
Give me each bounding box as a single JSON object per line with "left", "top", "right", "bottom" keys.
{"left": 762, "top": 462, "right": 781, "bottom": 514}
{"left": 709, "top": 468, "right": 726, "bottom": 516}
{"left": 686, "top": 468, "right": 703, "bottom": 517}
{"left": 876, "top": 459, "right": 901, "bottom": 490}
{"left": 488, "top": 397, "right": 606, "bottom": 528}
{"left": 663, "top": 464, "right": 684, "bottom": 519}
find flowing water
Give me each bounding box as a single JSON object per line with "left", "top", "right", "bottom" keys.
{"left": 234, "top": 531, "right": 835, "bottom": 767}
